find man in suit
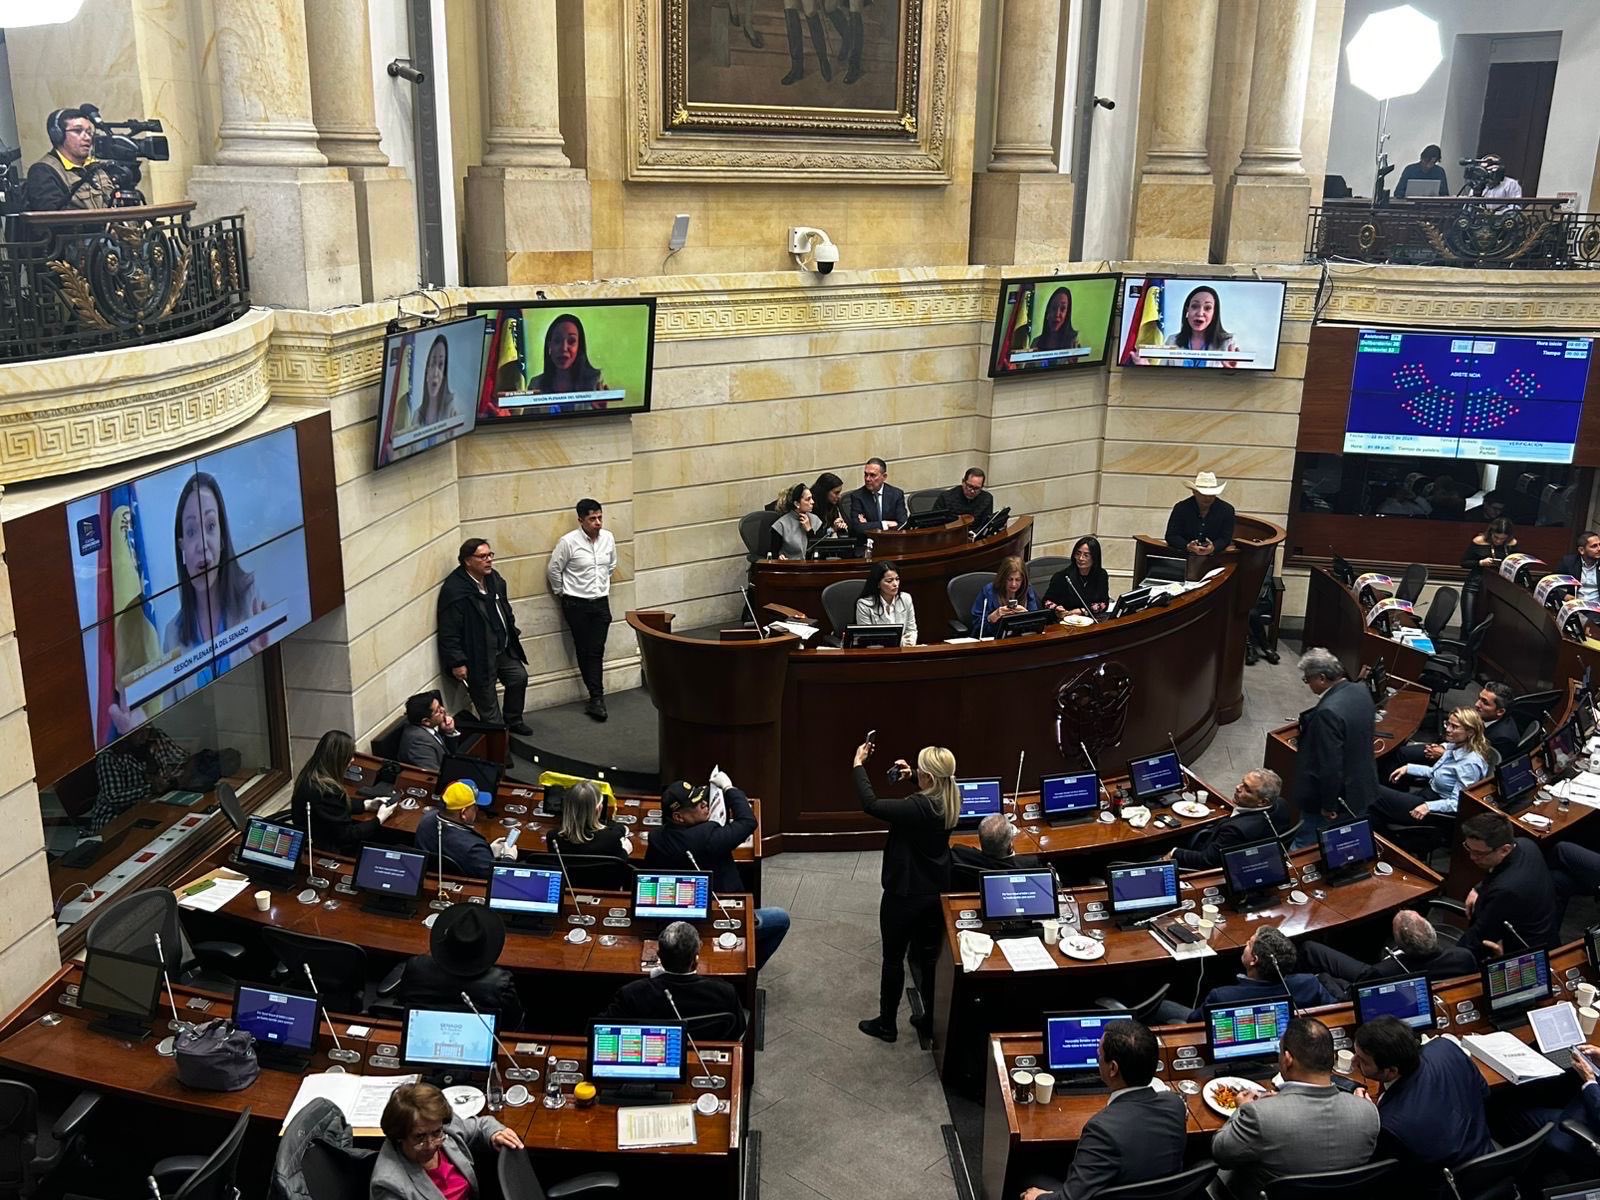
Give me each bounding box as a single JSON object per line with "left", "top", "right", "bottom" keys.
{"left": 1393, "top": 681, "right": 1518, "bottom": 768}
{"left": 935, "top": 467, "right": 994, "bottom": 527}
{"left": 1211, "top": 1017, "right": 1379, "bottom": 1198}
{"left": 952, "top": 813, "right": 1040, "bottom": 880}
{"left": 1170, "top": 768, "right": 1288, "bottom": 870}
{"left": 1552, "top": 840, "right": 1600, "bottom": 927}
{"left": 1557, "top": 530, "right": 1600, "bottom": 605}
{"left": 1352, "top": 1016, "right": 1492, "bottom": 1184}
{"left": 1290, "top": 648, "right": 1378, "bottom": 848}
{"left": 846, "top": 457, "right": 908, "bottom": 532}
{"left": 1021, "top": 1019, "right": 1187, "bottom": 1200}
{"left": 1459, "top": 811, "right": 1561, "bottom": 959}
{"left": 1183, "top": 927, "right": 1339, "bottom": 1019}
{"left": 396, "top": 691, "right": 461, "bottom": 773}
{"left": 600, "top": 921, "right": 747, "bottom": 1039}
{"left": 1300, "top": 910, "right": 1479, "bottom": 998}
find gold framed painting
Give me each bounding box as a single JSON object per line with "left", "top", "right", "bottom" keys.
{"left": 627, "top": 0, "right": 954, "bottom": 184}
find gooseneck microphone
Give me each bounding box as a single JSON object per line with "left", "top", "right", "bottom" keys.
{"left": 685, "top": 850, "right": 741, "bottom": 930}
{"left": 461, "top": 991, "right": 536, "bottom": 1083}
{"left": 430, "top": 814, "right": 452, "bottom": 911}
{"left": 1502, "top": 920, "right": 1530, "bottom": 951}
{"left": 1080, "top": 740, "right": 1115, "bottom": 811}
{"left": 302, "top": 963, "right": 360, "bottom": 1064}
{"left": 1265, "top": 950, "right": 1297, "bottom": 1014}
{"left": 549, "top": 838, "right": 596, "bottom": 922}
{"left": 1062, "top": 570, "right": 1101, "bottom": 622}
{"left": 663, "top": 986, "right": 727, "bottom": 1089}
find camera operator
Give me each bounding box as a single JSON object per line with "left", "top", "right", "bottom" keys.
{"left": 22, "top": 108, "right": 114, "bottom": 212}
{"left": 1465, "top": 153, "right": 1522, "bottom": 200}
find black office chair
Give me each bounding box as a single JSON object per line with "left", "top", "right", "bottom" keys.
{"left": 821, "top": 578, "right": 865, "bottom": 635}
{"left": 949, "top": 845, "right": 988, "bottom": 893}
{"left": 260, "top": 928, "right": 400, "bottom": 1015}
{"left": 684, "top": 1010, "right": 745, "bottom": 1042}
{"left": 1423, "top": 897, "right": 1470, "bottom": 946}
{"left": 298, "top": 1141, "right": 376, "bottom": 1200}
{"left": 1418, "top": 615, "right": 1495, "bottom": 725}
{"left": 1095, "top": 1160, "right": 1215, "bottom": 1200}
{"left": 1263, "top": 1158, "right": 1399, "bottom": 1199}
{"left": 81, "top": 1107, "right": 253, "bottom": 1200}
{"left": 497, "top": 1145, "right": 620, "bottom": 1199}
{"left": 1440, "top": 1121, "right": 1552, "bottom": 1200}
{"left": 1560, "top": 1116, "right": 1600, "bottom": 1161}
{"left": 85, "top": 888, "right": 242, "bottom": 992}
{"left": 1423, "top": 587, "right": 1458, "bottom": 642}
{"left": 1027, "top": 556, "right": 1071, "bottom": 598}
{"left": 1509, "top": 689, "right": 1563, "bottom": 732}
{"left": 1512, "top": 720, "right": 1544, "bottom": 756}
{"left": 947, "top": 570, "right": 991, "bottom": 635}
{"left": 738, "top": 511, "right": 781, "bottom": 566}
{"left": 1396, "top": 563, "right": 1428, "bottom": 604}
{"left": 273, "top": 1097, "right": 377, "bottom": 1200}
{"left": 1094, "top": 983, "right": 1171, "bottom": 1025}
{"left": 521, "top": 852, "right": 635, "bottom": 892}
{"left": 1381, "top": 813, "right": 1455, "bottom": 872}
{"left": 907, "top": 487, "right": 945, "bottom": 517}
{"left": 1272, "top": 819, "right": 1303, "bottom": 852}
{"left": 0, "top": 1083, "right": 101, "bottom": 1200}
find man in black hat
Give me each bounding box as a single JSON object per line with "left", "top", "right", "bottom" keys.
{"left": 645, "top": 768, "right": 789, "bottom": 969}
{"left": 601, "top": 921, "right": 747, "bottom": 1039}
{"left": 396, "top": 905, "right": 523, "bottom": 1027}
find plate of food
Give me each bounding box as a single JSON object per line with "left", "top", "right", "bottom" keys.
{"left": 1058, "top": 932, "right": 1107, "bottom": 961}
{"left": 1172, "top": 800, "right": 1211, "bottom": 819}
{"left": 1062, "top": 614, "right": 1094, "bottom": 627}
{"left": 1203, "top": 1077, "right": 1266, "bottom": 1117}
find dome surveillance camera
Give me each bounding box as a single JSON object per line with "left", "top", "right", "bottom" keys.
{"left": 788, "top": 226, "right": 840, "bottom": 275}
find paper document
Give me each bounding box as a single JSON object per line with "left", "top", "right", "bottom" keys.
{"left": 769, "top": 620, "right": 820, "bottom": 641}
{"left": 998, "top": 937, "right": 1058, "bottom": 972}
{"left": 175, "top": 868, "right": 251, "bottom": 913}
{"left": 617, "top": 1103, "right": 698, "bottom": 1149}
{"left": 281, "top": 1072, "right": 420, "bottom": 1136}
{"left": 1462, "top": 1031, "right": 1562, "bottom": 1084}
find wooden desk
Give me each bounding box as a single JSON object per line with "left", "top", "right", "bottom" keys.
{"left": 932, "top": 838, "right": 1440, "bottom": 1093}
{"left": 1262, "top": 680, "right": 1430, "bottom": 797}
{"left": 751, "top": 515, "right": 1033, "bottom": 641}
{"left": 0, "top": 964, "right": 744, "bottom": 1197}
{"left": 1299, "top": 566, "right": 1431, "bottom": 680}
{"left": 635, "top": 562, "right": 1246, "bottom": 851}
{"left": 980, "top": 939, "right": 1591, "bottom": 1200}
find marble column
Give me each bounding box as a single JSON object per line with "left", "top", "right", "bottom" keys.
{"left": 1129, "top": 0, "right": 1221, "bottom": 260}
{"left": 1222, "top": 0, "right": 1317, "bottom": 263}
{"left": 305, "top": 0, "right": 420, "bottom": 301}
{"left": 971, "top": 0, "right": 1073, "bottom": 265}
{"left": 188, "top": 0, "right": 361, "bottom": 307}
{"left": 466, "top": 0, "right": 591, "bottom": 283}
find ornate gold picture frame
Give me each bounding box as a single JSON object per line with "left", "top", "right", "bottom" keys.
{"left": 627, "top": 0, "right": 954, "bottom": 185}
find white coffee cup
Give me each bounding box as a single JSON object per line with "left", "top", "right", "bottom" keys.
{"left": 1042, "top": 919, "right": 1062, "bottom": 946}
{"left": 1196, "top": 790, "right": 1209, "bottom": 806}
{"left": 1581, "top": 1007, "right": 1598, "bottom": 1037}
{"left": 1196, "top": 919, "right": 1216, "bottom": 942}
{"left": 1201, "top": 903, "right": 1221, "bottom": 923}
{"left": 253, "top": 890, "right": 271, "bottom": 912}
{"left": 1335, "top": 1049, "right": 1355, "bottom": 1075}
{"left": 1578, "top": 983, "right": 1598, "bottom": 1010}
{"left": 1033, "top": 1071, "right": 1056, "bottom": 1104}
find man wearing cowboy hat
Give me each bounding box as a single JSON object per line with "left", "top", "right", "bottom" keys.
{"left": 415, "top": 779, "right": 518, "bottom": 880}
{"left": 395, "top": 904, "right": 524, "bottom": 1027}
{"left": 1164, "top": 471, "right": 1236, "bottom": 581}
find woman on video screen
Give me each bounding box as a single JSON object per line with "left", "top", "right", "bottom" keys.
{"left": 531, "top": 313, "right": 607, "bottom": 399}
{"left": 1130, "top": 285, "right": 1241, "bottom": 369}
{"left": 407, "top": 332, "right": 456, "bottom": 430}
{"left": 1030, "top": 286, "right": 1081, "bottom": 354}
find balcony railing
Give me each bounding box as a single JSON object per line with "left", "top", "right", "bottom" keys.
{"left": 1306, "top": 197, "right": 1600, "bottom": 270}
{"left": 0, "top": 201, "right": 249, "bottom": 362}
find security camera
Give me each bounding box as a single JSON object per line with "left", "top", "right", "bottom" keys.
{"left": 789, "top": 226, "right": 839, "bottom": 275}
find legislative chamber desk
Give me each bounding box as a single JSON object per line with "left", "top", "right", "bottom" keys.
{"left": 932, "top": 837, "right": 1440, "bottom": 1093}
{"left": 751, "top": 515, "right": 1033, "bottom": 641}
{"left": 177, "top": 852, "right": 759, "bottom": 1029}
{"left": 980, "top": 938, "right": 1590, "bottom": 1200}
{"left": 1262, "top": 677, "right": 1430, "bottom": 797}
{"left": 0, "top": 963, "right": 745, "bottom": 1197}
{"left": 342, "top": 753, "right": 765, "bottom": 899}
{"left": 633, "top": 563, "right": 1247, "bottom": 851}
{"left": 1299, "top": 565, "right": 1431, "bottom": 680}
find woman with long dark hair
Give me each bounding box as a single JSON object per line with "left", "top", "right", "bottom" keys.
{"left": 811, "top": 471, "right": 849, "bottom": 533}
{"left": 1148, "top": 285, "right": 1242, "bottom": 369}
{"left": 531, "top": 314, "right": 606, "bottom": 395}
{"left": 1043, "top": 535, "right": 1110, "bottom": 617}
{"left": 854, "top": 560, "right": 918, "bottom": 645}
{"left": 1031, "top": 286, "right": 1080, "bottom": 353}
{"left": 415, "top": 333, "right": 454, "bottom": 426}
{"left": 1459, "top": 516, "right": 1518, "bottom": 637}
{"left": 292, "top": 728, "right": 395, "bottom": 853}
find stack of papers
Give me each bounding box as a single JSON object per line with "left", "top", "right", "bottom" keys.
{"left": 175, "top": 869, "right": 251, "bottom": 912}
{"left": 617, "top": 1103, "right": 697, "bottom": 1149}
{"left": 997, "top": 937, "right": 1058, "bottom": 972}
{"left": 769, "top": 621, "right": 819, "bottom": 641}
{"left": 1554, "top": 772, "right": 1600, "bottom": 810}
{"left": 281, "top": 1072, "right": 420, "bottom": 1136}
{"left": 1462, "top": 1032, "right": 1562, "bottom": 1084}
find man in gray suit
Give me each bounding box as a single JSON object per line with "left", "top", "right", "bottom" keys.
{"left": 1211, "top": 1017, "right": 1379, "bottom": 1198}
{"left": 1022, "top": 1019, "right": 1187, "bottom": 1200}
{"left": 397, "top": 691, "right": 461, "bottom": 773}
{"left": 1290, "top": 648, "right": 1379, "bottom": 848}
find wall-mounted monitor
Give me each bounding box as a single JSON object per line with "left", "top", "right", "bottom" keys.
{"left": 1116, "top": 276, "right": 1286, "bottom": 372}
{"left": 987, "top": 273, "right": 1118, "bottom": 379}
{"left": 473, "top": 298, "right": 656, "bottom": 424}
{"left": 1342, "top": 328, "right": 1592, "bottom": 463}
{"left": 64, "top": 427, "right": 316, "bottom": 749}
{"left": 373, "top": 315, "right": 489, "bottom": 469}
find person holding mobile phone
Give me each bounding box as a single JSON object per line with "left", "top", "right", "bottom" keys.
{"left": 1497, "top": 1041, "right": 1600, "bottom": 1173}
{"left": 968, "top": 555, "right": 1040, "bottom": 637}
{"left": 1164, "top": 471, "right": 1235, "bottom": 581}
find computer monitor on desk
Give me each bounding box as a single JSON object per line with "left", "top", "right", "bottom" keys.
{"left": 1483, "top": 947, "right": 1553, "bottom": 1030}
{"left": 1353, "top": 974, "right": 1433, "bottom": 1031}
{"left": 1039, "top": 771, "right": 1101, "bottom": 823}
{"left": 78, "top": 947, "right": 161, "bottom": 1042}
{"left": 979, "top": 868, "right": 1058, "bottom": 936}
{"left": 1107, "top": 860, "right": 1178, "bottom": 928}
{"left": 808, "top": 536, "right": 861, "bottom": 561}
{"left": 1043, "top": 1011, "right": 1132, "bottom": 1086}
{"left": 232, "top": 983, "right": 319, "bottom": 1071}
{"left": 354, "top": 845, "right": 427, "bottom": 915}
{"left": 1127, "top": 750, "right": 1183, "bottom": 806}
{"left": 232, "top": 817, "right": 305, "bottom": 886}
{"left": 403, "top": 1008, "right": 496, "bottom": 1083}
{"left": 996, "top": 608, "right": 1055, "bottom": 638}
{"left": 1545, "top": 717, "right": 1580, "bottom": 774}
{"left": 634, "top": 871, "right": 711, "bottom": 923}
{"left": 1318, "top": 817, "right": 1377, "bottom": 884}
{"left": 956, "top": 778, "right": 1004, "bottom": 828}
{"left": 589, "top": 1020, "right": 686, "bottom": 1105}
{"left": 488, "top": 864, "right": 564, "bottom": 930}
{"left": 843, "top": 624, "right": 902, "bottom": 648}
{"left": 1108, "top": 588, "right": 1153, "bottom": 620}
{"left": 1496, "top": 751, "right": 1541, "bottom": 814}
{"left": 902, "top": 510, "right": 953, "bottom": 531}
{"left": 1222, "top": 840, "right": 1290, "bottom": 911}
{"left": 1206, "top": 997, "right": 1292, "bottom": 1076}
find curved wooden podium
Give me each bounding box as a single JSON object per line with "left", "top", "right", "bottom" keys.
{"left": 632, "top": 561, "right": 1241, "bottom": 851}
{"left": 1131, "top": 515, "right": 1285, "bottom": 723}
{"left": 752, "top": 515, "right": 1034, "bottom": 639}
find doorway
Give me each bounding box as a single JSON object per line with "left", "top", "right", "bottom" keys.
{"left": 1475, "top": 59, "right": 1557, "bottom": 196}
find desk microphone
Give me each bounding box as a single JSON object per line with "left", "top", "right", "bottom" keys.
{"left": 1134, "top": 902, "right": 1188, "bottom": 930}
{"left": 1379, "top": 946, "right": 1406, "bottom": 973}
{"left": 741, "top": 587, "right": 766, "bottom": 638}
{"left": 1079, "top": 740, "right": 1115, "bottom": 811}
{"left": 684, "top": 851, "right": 741, "bottom": 931}
{"left": 152, "top": 932, "right": 189, "bottom": 1035}
{"left": 549, "top": 839, "right": 596, "bottom": 924}
{"left": 662, "top": 987, "right": 727, "bottom": 1089}
{"left": 1264, "top": 949, "right": 1297, "bottom": 1014}
{"left": 460, "top": 991, "right": 537, "bottom": 1083}
{"left": 304, "top": 821, "right": 330, "bottom": 890}
{"left": 1011, "top": 751, "right": 1026, "bottom": 811}
{"left": 1502, "top": 920, "right": 1530, "bottom": 950}
{"left": 430, "top": 814, "right": 452, "bottom": 911}
{"left": 1062, "top": 571, "right": 1101, "bottom": 622}
{"left": 977, "top": 596, "right": 990, "bottom": 640}
{"left": 302, "top": 964, "right": 361, "bottom": 1065}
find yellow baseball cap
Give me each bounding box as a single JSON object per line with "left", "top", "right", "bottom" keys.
{"left": 442, "top": 779, "right": 478, "bottom": 811}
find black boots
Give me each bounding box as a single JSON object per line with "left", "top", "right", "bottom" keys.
{"left": 845, "top": 11, "right": 863, "bottom": 83}
{"left": 806, "top": 12, "right": 833, "bottom": 81}
{"left": 781, "top": 8, "right": 804, "bottom": 84}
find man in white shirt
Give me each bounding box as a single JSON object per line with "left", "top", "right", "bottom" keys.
{"left": 547, "top": 498, "right": 619, "bottom": 722}
{"left": 1477, "top": 154, "right": 1522, "bottom": 200}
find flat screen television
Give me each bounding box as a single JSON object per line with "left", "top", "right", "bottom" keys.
{"left": 987, "top": 273, "right": 1118, "bottom": 378}
{"left": 373, "top": 315, "right": 488, "bottom": 469}
{"left": 64, "top": 426, "right": 316, "bottom": 749}
{"left": 1342, "top": 328, "right": 1592, "bottom": 463}
{"left": 1116, "top": 276, "right": 1286, "bottom": 372}
{"left": 473, "top": 298, "right": 656, "bottom": 424}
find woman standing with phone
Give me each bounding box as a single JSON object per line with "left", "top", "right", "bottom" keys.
{"left": 853, "top": 738, "right": 958, "bottom": 1043}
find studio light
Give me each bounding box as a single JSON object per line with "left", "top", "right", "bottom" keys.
{"left": 0, "top": 0, "right": 85, "bottom": 28}
{"left": 1343, "top": 4, "right": 1442, "bottom": 202}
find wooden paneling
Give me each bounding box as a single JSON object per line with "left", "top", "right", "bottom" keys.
{"left": 1297, "top": 325, "right": 1358, "bottom": 453}
{"left": 295, "top": 412, "right": 344, "bottom": 620}
{"left": 1287, "top": 511, "right": 1577, "bottom": 570}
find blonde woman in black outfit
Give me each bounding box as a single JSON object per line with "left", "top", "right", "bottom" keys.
{"left": 853, "top": 741, "right": 958, "bottom": 1043}
{"left": 545, "top": 780, "right": 632, "bottom": 860}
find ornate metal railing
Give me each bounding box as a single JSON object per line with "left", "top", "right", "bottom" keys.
{"left": 0, "top": 201, "right": 249, "bottom": 362}
{"left": 1306, "top": 199, "right": 1600, "bottom": 270}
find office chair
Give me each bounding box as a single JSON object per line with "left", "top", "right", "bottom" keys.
{"left": 273, "top": 1098, "right": 376, "bottom": 1200}
{"left": 1418, "top": 615, "right": 1494, "bottom": 725}
{"left": 907, "top": 487, "right": 945, "bottom": 517}
{"left": 946, "top": 571, "right": 991, "bottom": 635}
{"left": 1441, "top": 1121, "right": 1552, "bottom": 1200}
{"left": 821, "top": 578, "right": 865, "bottom": 635}
{"left": 1263, "top": 1159, "right": 1399, "bottom": 1199}
{"left": 1512, "top": 720, "right": 1544, "bottom": 756}
{"left": 1272, "top": 819, "right": 1304, "bottom": 852}
{"left": 497, "top": 1145, "right": 620, "bottom": 1199}
{"left": 684, "top": 1010, "right": 746, "bottom": 1042}
{"left": 1094, "top": 983, "right": 1171, "bottom": 1025}
{"left": 74, "top": 1108, "right": 255, "bottom": 1200}
{"left": 1396, "top": 563, "right": 1428, "bottom": 604}
{"left": 1026, "top": 556, "right": 1070, "bottom": 597}
{"left": 1422, "top": 587, "right": 1458, "bottom": 641}
{"left": 1560, "top": 1116, "right": 1600, "bottom": 1161}
{"left": 0, "top": 1082, "right": 101, "bottom": 1200}
{"left": 738, "top": 511, "right": 781, "bottom": 565}
{"left": 1423, "top": 897, "right": 1470, "bottom": 946}
{"left": 520, "top": 852, "right": 635, "bottom": 892}
{"left": 1095, "top": 1161, "right": 1216, "bottom": 1200}
{"left": 84, "top": 889, "right": 242, "bottom": 992}
{"left": 259, "top": 928, "right": 401, "bottom": 1015}
{"left": 1380, "top": 813, "right": 1455, "bottom": 872}
{"left": 1508, "top": 689, "right": 1562, "bottom": 732}
{"left": 298, "top": 1141, "right": 376, "bottom": 1200}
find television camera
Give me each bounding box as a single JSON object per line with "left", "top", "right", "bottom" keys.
{"left": 1458, "top": 156, "right": 1504, "bottom": 197}
{"left": 80, "top": 104, "right": 169, "bottom": 207}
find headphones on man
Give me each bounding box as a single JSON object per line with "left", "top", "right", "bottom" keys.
{"left": 45, "top": 108, "right": 75, "bottom": 148}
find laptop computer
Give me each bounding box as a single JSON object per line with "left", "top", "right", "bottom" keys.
{"left": 1529, "top": 1001, "right": 1588, "bottom": 1070}
{"left": 1404, "top": 178, "right": 1444, "bottom": 197}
